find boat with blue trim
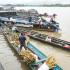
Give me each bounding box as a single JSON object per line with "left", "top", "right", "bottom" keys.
{"left": 3, "top": 31, "right": 62, "bottom": 70}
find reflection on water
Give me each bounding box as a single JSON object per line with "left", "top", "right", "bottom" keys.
{"left": 30, "top": 38, "right": 70, "bottom": 70}
{"left": 0, "top": 35, "right": 29, "bottom": 70}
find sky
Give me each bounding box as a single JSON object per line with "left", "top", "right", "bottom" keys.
{"left": 0, "top": 0, "right": 70, "bottom": 4}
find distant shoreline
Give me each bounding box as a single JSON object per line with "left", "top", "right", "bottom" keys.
{"left": 1, "top": 4, "right": 70, "bottom": 7}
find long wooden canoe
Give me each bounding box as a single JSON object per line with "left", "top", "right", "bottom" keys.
{"left": 25, "top": 31, "right": 70, "bottom": 50}
{"left": 3, "top": 32, "right": 63, "bottom": 70}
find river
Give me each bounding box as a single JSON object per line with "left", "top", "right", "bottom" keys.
{"left": 15, "top": 7, "right": 70, "bottom": 70}
{"left": 15, "top": 7, "right": 70, "bottom": 41}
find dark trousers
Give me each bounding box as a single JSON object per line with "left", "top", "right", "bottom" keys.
{"left": 20, "top": 44, "right": 27, "bottom": 51}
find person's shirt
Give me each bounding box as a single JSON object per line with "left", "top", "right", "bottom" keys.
{"left": 45, "top": 37, "right": 51, "bottom": 42}
{"left": 38, "top": 63, "right": 49, "bottom": 70}
{"left": 19, "top": 35, "right": 26, "bottom": 45}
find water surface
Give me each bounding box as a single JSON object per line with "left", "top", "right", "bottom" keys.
{"left": 15, "top": 7, "right": 70, "bottom": 70}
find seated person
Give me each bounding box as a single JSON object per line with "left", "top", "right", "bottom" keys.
{"left": 45, "top": 36, "right": 51, "bottom": 42}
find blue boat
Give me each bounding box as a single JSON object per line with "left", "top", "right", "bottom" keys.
{"left": 33, "top": 20, "right": 60, "bottom": 32}
{"left": 3, "top": 32, "right": 63, "bottom": 70}
{"left": 27, "top": 43, "right": 62, "bottom": 70}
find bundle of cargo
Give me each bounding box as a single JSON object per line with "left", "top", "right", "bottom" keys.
{"left": 46, "top": 56, "right": 56, "bottom": 69}
{"left": 19, "top": 46, "right": 56, "bottom": 68}
{"left": 6, "top": 33, "right": 19, "bottom": 47}
{"left": 38, "top": 56, "right": 56, "bottom": 70}
{"left": 19, "top": 50, "right": 38, "bottom": 64}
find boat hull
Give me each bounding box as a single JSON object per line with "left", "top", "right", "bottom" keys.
{"left": 3, "top": 32, "right": 62, "bottom": 70}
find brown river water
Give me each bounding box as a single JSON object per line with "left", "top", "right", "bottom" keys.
{"left": 16, "top": 7, "right": 70, "bottom": 70}
{"left": 15, "top": 7, "right": 70, "bottom": 41}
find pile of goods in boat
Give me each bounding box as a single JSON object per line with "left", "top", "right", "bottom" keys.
{"left": 6, "top": 33, "right": 19, "bottom": 47}
{"left": 45, "top": 56, "right": 56, "bottom": 69}
{"left": 19, "top": 50, "right": 37, "bottom": 64}
{"left": 38, "top": 56, "right": 56, "bottom": 70}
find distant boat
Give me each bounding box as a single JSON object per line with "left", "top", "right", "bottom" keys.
{"left": 33, "top": 20, "right": 60, "bottom": 32}
{"left": 25, "top": 31, "right": 70, "bottom": 50}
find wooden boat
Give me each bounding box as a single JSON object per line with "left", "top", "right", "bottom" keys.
{"left": 33, "top": 19, "right": 60, "bottom": 32}
{"left": 22, "top": 30, "right": 70, "bottom": 50}
{"left": 3, "top": 32, "right": 62, "bottom": 70}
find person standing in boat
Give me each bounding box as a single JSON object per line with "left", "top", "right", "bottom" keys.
{"left": 38, "top": 17, "right": 43, "bottom": 28}
{"left": 29, "top": 16, "right": 32, "bottom": 22}
{"left": 50, "top": 14, "right": 57, "bottom": 23}
{"left": 19, "top": 32, "right": 27, "bottom": 51}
